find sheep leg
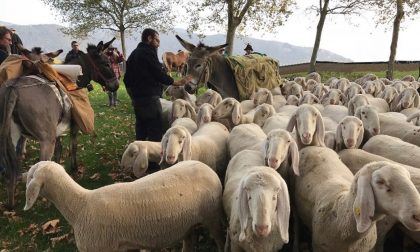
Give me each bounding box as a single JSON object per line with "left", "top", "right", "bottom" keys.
{"left": 181, "top": 229, "right": 194, "bottom": 252}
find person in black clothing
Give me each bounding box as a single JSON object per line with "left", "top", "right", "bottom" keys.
{"left": 124, "top": 28, "right": 191, "bottom": 142}
{"left": 9, "top": 28, "right": 23, "bottom": 55}
{"left": 0, "top": 26, "right": 12, "bottom": 64}
{"left": 64, "top": 40, "right": 84, "bottom": 64}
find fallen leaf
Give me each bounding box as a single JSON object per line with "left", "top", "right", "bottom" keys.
{"left": 42, "top": 219, "right": 60, "bottom": 234}
{"left": 89, "top": 173, "right": 101, "bottom": 180}
{"left": 50, "top": 233, "right": 69, "bottom": 248}
{"left": 3, "top": 211, "right": 16, "bottom": 218}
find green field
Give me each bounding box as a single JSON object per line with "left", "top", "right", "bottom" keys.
{"left": 0, "top": 70, "right": 418, "bottom": 251}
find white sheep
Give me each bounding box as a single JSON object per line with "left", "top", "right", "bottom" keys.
{"left": 252, "top": 103, "right": 276, "bottom": 127}
{"left": 295, "top": 147, "right": 420, "bottom": 251}
{"left": 164, "top": 85, "right": 196, "bottom": 105}
{"left": 262, "top": 115, "right": 291, "bottom": 135}
{"left": 363, "top": 80, "right": 384, "bottom": 97}
{"left": 312, "top": 83, "right": 328, "bottom": 99}
{"left": 212, "top": 98, "right": 254, "bottom": 130}
{"left": 378, "top": 85, "right": 398, "bottom": 107}
{"left": 299, "top": 93, "right": 320, "bottom": 105}
{"left": 321, "top": 104, "right": 349, "bottom": 123}
{"left": 354, "top": 73, "right": 377, "bottom": 86}
{"left": 348, "top": 94, "right": 370, "bottom": 116}
{"left": 363, "top": 135, "right": 420, "bottom": 168}
{"left": 402, "top": 127, "right": 420, "bottom": 147}
{"left": 306, "top": 79, "right": 319, "bottom": 93}
{"left": 390, "top": 87, "right": 419, "bottom": 112}
{"left": 320, "top": 88, "right": 346, "bottom": 106}
{"left": 306, "top": 72, "right": 321, "bottom": 83}
{"left": 171, "top": 98, "right": 197, "bottom": 123}
{"left": 286, "top": 95, "right": 300, "bottom": 106}
{"left": 335, "top": 116, "right": 364, "bottom": 152}
{"left": 228, "top": 123, "right": 267, "bottom": 158}
{"left": 196, "top": 103, "right": 215, "bottom": 128}
{"left": 121, "top": 141, "right": 161, "bottom": 178}
{"left": 286, "top": 104, "right": 325, "bottom": 149}
{"left": 223, "top": 150, "right": 291, "bottom": 252}
{"left": 335, "top": 78, "right": 351, "bottom": 93}
{"left": 160, "top": 122, "right": 229, "bottom": 175}
{"left": 171, "top": 117, "right": 197, "bottom": 134}
{"left": 344, "top": 82, "right": 365, "bottom": 105}
{"left": 195, "top": 89, "right": 222, "bottom": 108}
{"left": 24, "top": 160, "right": 225, "bottom": 252}
{"left": 251, "top": 87, "right": 287, "bottom": 111}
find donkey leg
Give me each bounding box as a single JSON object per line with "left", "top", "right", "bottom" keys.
{"left": 69, "top": 122, "right": 79, "bottom": 171}
{"left": 108, "top": 91, "right": 113, "bottom": 107}
{"left": 6, "top": 169, "right": 17, "bottom": 209}
{"left": 53, "top": 137, "right": 63, "bottom": 163}
{"left": 39, "top": 139, "right": 56, "bottom": 161}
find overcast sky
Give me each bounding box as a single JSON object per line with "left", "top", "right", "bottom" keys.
{"left": 2, "top": 0, "right": 420, "bottom": 62}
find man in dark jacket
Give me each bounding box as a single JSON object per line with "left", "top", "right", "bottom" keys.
{"left": 124, "top": 28, "right": 191, "bottom": 142}
{"left": 0, "top": 26, "right": 12, "bottom": 64}
{"left": 64, "top": 40, "right": 84, "bottom": 64}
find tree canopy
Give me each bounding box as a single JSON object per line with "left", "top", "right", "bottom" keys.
{"left": 42, "top": 0, "right": 177, "bottom": 57}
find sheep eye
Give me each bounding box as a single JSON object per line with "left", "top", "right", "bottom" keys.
{"left": 386, "top": 188, "right": 392, "bottom": 193}
{"left": 272, "top": 196, "right": 277, "bottom": 200}
{"left": 248, "top": 196, "right": 252, "bottom": 201}
{"left": 178, "top": 140, "right": 182, "bottom": 144}
{"left": 362, "top": 112, "right": 366, "bottom": 115}
{"left": 288, "top": 140, "right": 291, "bottom": 143}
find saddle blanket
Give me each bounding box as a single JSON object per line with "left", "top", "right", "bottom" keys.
{"left": 225, "top": 54, "right": 282, "bottom": 100}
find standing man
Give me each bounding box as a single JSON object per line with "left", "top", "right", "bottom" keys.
{"left": 124, "top": 28, "right": 191, "bottom": 142}
{"left": 64, "top": 40, "right": 83, "bottom": 63}
{"left": 244, "top": 43, "right": 254, "bottom": 55}
{"left": 0, "top": 26, "right": 12, "bottom": 64}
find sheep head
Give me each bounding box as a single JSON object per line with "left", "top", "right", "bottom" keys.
{"left": 335, "top": 116, "right": 364, "bottom": 152}
{"left": 171, "top": 99, "right": 197, "bottom": 123}
{"left": 238, "top": 168, "right": 290, "bottom": 243}
{"left": 196, "top": 103, "right": 214, "bottom": 127}
{"left": 160, "top": 126, "right": 192, "bottom": 165}
{"left": 212, "top": 98, "right": 242, "bottom": 125}
{"left": 354, "top": 105, "right": 380, "bottom": 137}
{"left": 352, "top": 161, "right": 420, "bottom": 233}
{"left": 253, "top": 104, "right": 275, "bottom": 127}
{"left": 286, "top": 104, "right": 325, "bottom": 148}
{"left": 253, "top": 88, "right": 273, "bottom": 106}
{"left": 263, "top": 129, "right": 299, "bottom": 175}
{"left": 24, "top": 161, "right": 60, "bottom": 210}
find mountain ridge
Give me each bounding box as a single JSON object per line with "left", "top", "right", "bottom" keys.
{"left": 0, "top": 21, "right": 352, "bottom": 65}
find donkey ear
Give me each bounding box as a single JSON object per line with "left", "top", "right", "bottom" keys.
{"left": 353, "top": 169, "right": 375, "bottom": 233}
{"left": 238, "top": 179, "right": 250, "bottom": 242}
{"left": 24, "top": 179, "right": 42, "bottom": 211}
{"left": 102, "top": 37, "right": 116, "bottom": 51}
{"left": 176, "top": 35, "right": 196, "bottom": 52}
{"left": 277, "top": 178, "right": 291, "bottom": 243}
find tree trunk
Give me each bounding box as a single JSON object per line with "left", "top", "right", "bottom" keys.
{"left": 119, "top": 29, "right": 127, "bottom": 72}
{"left": 387, "top": 0, "right": 404, "bottom": 80}
{"left": 225, "top": 23, "right": 238, "bottom": 56}
{"left": 309, "top": 0, "right": 329, "bottom": 73}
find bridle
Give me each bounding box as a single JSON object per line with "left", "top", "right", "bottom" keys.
{"left": 186, "top": 57, "right": 210, "bottom": 93}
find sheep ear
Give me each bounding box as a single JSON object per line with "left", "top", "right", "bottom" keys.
{"left": 414, "top": 92, "right": 419, "bottom": 108}
{"left": 268, "top": 105, "right": 276, "bottom": 117}
{"left": 196, "top": 108, "right": 204, "bottom": 127}
{"left": 267, "top": 92, "right": 274, "bottom": 105}
{"left": 354, "top": 107, "right": 362, "bottom": 120}
{"left": 348, "top": 100, "right": 355, "bottom": 115}
{"left": 182, "top": 129, "right": 192, "bottom": 161}
{"left": 313, "top": 96, "right": 320, "bottom": 104}
{"left": 159, "top": 134, "right": 168, "bottom": 165}
{"left": 24, "top": 179, "right": 42, "bottom": 211}
{"left": 356, "top": 123, "right": 365, "bottom": 149}
{"left": 340, "top": 93, "right": 347, "bottom": 105}
{"left": 277, "top": 178, "right": 291, "bottom": 243}
{"left": 335, "top": 124, "right": 344, "bottom": 152}
{"left": 133, "top": 148, "right": 149, "bottom": 178}
{"left": 185, "top": 102, "right": 197, "bottom": 121}
{"left": 286, "top": 113, "right": 297, "bottom": 133}
{"left": 288, "top": 140, "right": 300, "bottom": 176}
{"left": 238, "top": 179, "right": 250, "bottom": 242}
{"left": 353, "top": 170, "right": 375, "bottom": 233}
{"left": 315, "top": 114, "right": 326, "bottom": 147}
{"left": 232, "top": 101, "right": 242, "bottom": 125}
{"left": 391, "top": 92, "right": 402, "bottom": 112}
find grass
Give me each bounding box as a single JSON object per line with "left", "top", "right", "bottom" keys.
{"left": 0, "top": 69, "right": 417, "bottom": 251}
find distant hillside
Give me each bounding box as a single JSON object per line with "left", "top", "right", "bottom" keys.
{"left": 1, "top": 22, "right": 352, "bottom": 65}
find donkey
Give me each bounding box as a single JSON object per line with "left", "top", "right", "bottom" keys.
{"left": 175, "top": 35, "right": 239, "bottom": 99}
{"left": 0, "top": 38, "right": 119, "bottom": 208}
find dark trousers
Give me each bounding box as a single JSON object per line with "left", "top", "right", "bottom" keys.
{"left": 132, "top": 96, "right": 163, "bottom": 141}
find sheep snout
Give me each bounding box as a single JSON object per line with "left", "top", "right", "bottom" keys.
{"left": 346, "top": 138, "right": 355, "bottom": 148}
{"left": 301, "top": 132, "right": 312, "bottom": 144}
{"left": 255, "top": 224, "right": 269, "bottom": 237}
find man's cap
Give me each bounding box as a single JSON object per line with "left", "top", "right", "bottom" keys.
{"left": 244, "top": 43, "right": 253, "bottom": 51}
{"left": 9, "top": 28, "right": 16, "bottom": 32}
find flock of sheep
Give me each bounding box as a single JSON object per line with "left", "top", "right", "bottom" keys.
{"left": 24, "top": 72, "right": 420, "bottom": 251}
